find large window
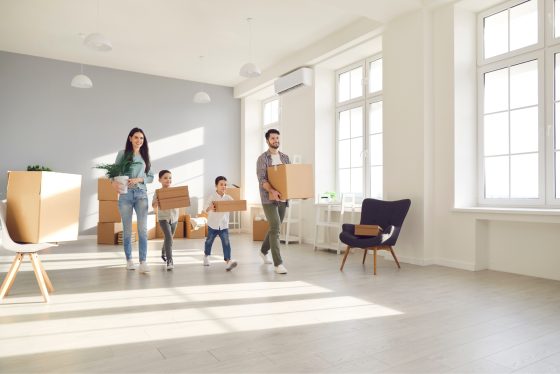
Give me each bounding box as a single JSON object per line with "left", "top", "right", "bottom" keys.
{"left": 336, "top": 55, "right": 383, "bottom": 200}
{"left": 262, "top": 98, "right": 279, "bottom": 151}
{"left": 476, "top": 0, "right": 560, "bottom": 206}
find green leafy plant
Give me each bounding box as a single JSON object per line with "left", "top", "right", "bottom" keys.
{"left": 27, "top": 165, "right": 52, "bottom": 171}
{"left": 321, "top": 191, "right": 336, "bottom": 200}
{"left": 95, "top": 153, "right": 141, "bottom": 179}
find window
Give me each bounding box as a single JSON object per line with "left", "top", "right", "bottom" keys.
{"left": 477, "top": 0, "right": 560, "bottom": 206}
{"left": 336, "top": 55, "right": 383, "bottom": 200}
{"left": 262, "top": 98, "right": 279, "bottom": 151}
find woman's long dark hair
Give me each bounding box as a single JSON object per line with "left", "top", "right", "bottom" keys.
{"left": 125, "top": 127, "right": 151, "bottom": 173}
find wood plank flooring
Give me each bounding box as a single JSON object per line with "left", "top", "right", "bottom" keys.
{"left": 0, "top": 234, "right": 559, "bottom": 373}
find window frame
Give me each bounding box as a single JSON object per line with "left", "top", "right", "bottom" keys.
{"left": 262, "top": 96, "right": 280, "bottom": 152}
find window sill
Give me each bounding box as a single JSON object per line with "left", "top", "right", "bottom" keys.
{"left": 452, "top": 207, "right": 560, "bottom": 223}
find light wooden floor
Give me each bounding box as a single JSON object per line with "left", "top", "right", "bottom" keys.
{"left": 1, "top": 234, "right": 560, "bottom": 374}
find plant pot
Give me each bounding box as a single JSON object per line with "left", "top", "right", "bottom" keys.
{"left": 114, "top": 175, "right": 129, "bottom": 194}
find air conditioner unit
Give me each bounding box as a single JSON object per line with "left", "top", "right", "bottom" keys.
{"left": 274, "top": 67, "right": 313, "bottom": 95}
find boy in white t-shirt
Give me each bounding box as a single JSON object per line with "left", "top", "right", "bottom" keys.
{"left": 152, "top": 170, "right": 179, "bottom": 270}
{"left": 203, "top": 176, "right": 237, "bottom": 271}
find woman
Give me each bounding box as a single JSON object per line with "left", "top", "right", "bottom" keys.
{"left": 113, "top": 127, "right": 154, "bottom": 273}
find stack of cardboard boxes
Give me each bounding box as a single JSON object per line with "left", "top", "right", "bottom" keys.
{"left": 97, "top": 178, "right": 125, "bottom": 244}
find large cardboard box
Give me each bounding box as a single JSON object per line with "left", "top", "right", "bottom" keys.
{"left": 156, "top": 186, "right": 190, "bottom": 210}
{"left": 97, "top": 222, "right": 123, "bottom": 244}
{"left": 226, "top": 187, "right": 241, "bottom": 200}
{"left": 186, "top": 214, "right": 207, "bottom": 239}
{"left": 99, "top": 200, "right": 121, "bottom": 223}
{"left": 213, "top": 200, "right": 247, "bottom": 212}
{"left": 98, "top": 178, "right": 118, "bottom": 201}
{"left": 253, "top": 219, "right": 269, "bottom": 241}
{"left": 354, "top": 224, "right": 382, "bottom": 237}
{"left": 156, "top": 221, "right": 185, "bottom": 239}
{"left": 6, "top": 171, "right": 82, "bottom": 243}
{"left": 267, "top": 164, "right": 314, "bottom": 200}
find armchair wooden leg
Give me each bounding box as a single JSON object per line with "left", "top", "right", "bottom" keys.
{"left": 373, "top": 249, "right": 377, "bottom": 275}
{"left": 340, "top": 246, "right": 351, "bottom": 271}
{"left": 29, "top": 253, "right": 50, "bottom": 303}
{"left": 0, "top": 253, "right": 24, "bottom": 300}
{"left": 362, "top": 249, "right": 367, "bottom": 264}
{"left": 37, "top": 256, "right": 54, "bottom": 292}
{"left": 389, "top": 247, "right": 401, "bottom": 269}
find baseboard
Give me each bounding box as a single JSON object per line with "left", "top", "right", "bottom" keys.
{"left": 434, "top": 258, "right": 476, "bottom": 271}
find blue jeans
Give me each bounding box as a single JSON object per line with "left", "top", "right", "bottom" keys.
{"left": 204, "top": 227, "right": 232, "bottom": 261}
{"left": 118, "top": 188, "right": 148, "bottom": 262}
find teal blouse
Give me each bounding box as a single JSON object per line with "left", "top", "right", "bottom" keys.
{"left": 114, "top": 150, "right": 154, "bottom": 191}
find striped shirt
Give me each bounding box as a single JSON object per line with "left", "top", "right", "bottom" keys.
{"left": 256, "top": 150, "right": 291, "bottom": 205}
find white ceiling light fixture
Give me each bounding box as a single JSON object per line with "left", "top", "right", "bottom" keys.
{"left": 83, "top": 0, "right": 112, "bottom": 52}
{"left": 71, "top": 64, "right": 93, "bottom": 88}
{"left": 239, "top": 18, "right": 261, "bottom": 78}
{"left": 193, "top": 56, "right": 211, "bottom": 104}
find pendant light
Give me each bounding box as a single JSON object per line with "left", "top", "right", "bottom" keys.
{"left": 84, "top": 0, "right": 112, "bottom": 51}
{"left": 71, "top": 64, "right": 93, "bottom": 88}
{"left": 193, "top": 56, "right": 211, "bottom": 104}
{"left": 239, "top": 18, "right": 261, "bottom": 78}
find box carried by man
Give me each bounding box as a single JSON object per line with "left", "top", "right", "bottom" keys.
{"left": 267, "top": 164, "right": 313, "bottom": 200}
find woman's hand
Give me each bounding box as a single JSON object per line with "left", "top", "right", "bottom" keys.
{"left": 111, "top": 180, "right": 121, "bottom": 192}
{"left": 128, "top": 177, "right": 143, "bottom": 186}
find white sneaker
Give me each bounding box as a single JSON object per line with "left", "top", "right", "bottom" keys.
{"left": 203, "top": 255, "right": 210, "bottom": 266}
{"left": 166, "top": 259, "right": 174, "bottom": 271}
{"left": 225, "top": 260, "right": 238, "bottom": 271}
{"left": 381, "top": 226, "right": 395, "bottom": 243}
{"left": 274, "top": 264, "right": 288, "bottom": 274}
{"left": 259, "top": 252, "right": 273, "bottom": 264}
{"left": 138, "top": 261, "right": 150, "bottom": 273}
{"left": 126, "top": 260, "right": 137, "bottom": 270}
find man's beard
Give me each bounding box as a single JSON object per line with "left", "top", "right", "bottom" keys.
{"left": 269, "top": 142, "right": 279, "bottom": 149}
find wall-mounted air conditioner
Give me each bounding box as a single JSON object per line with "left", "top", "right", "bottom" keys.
{"left": 274, "top": 67, "right": 313, "bottom": 95}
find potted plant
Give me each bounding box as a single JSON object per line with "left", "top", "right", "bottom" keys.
{"left": 95, "top": 153, "right": 140, "bottom": 194}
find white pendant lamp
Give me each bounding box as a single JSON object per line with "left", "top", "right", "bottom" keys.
{"left": 84, "top": 0, "right": 112, "bottom": 52}
{"left": 71, "top": 64, "right": 93, "bottom": 88}
{"left": 239, "top": 18, "right": 261, "bottom": 78}
{"left": 193, "top": 56, "right": 211, "bottom": 104}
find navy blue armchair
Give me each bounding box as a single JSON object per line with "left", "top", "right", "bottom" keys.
{"left": 339, "top": 198, "right": 411, "bottom": 275}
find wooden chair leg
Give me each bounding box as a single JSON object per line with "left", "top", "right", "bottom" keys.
{"left": 0, "top": 253, "right": 24, "bottom": 300}
{"left": 389, "top": 246, "right": 401, "bottom": 269}
{"left": 362, "top": 249, "right": 368, "bottom": 264}
{"left": 37, "top": 255, "right": 54, "bottom": 292}
{"left": 340, "top": 246, "right": 351, "bottom": 271}
{"left": 29, "top": 253, "right": 50, "bottom": 303}
{"left": 373, "top": 248, "right": 377, "bottom": 275}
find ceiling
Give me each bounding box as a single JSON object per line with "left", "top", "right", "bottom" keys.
{"left": 0, "top": 0, "right": 456, "bottom": 88}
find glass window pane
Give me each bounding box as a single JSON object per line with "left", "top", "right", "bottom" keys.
{"left": 510, "top": 107, "right": 538, "bottom": 154}
{"left": 270, "top": 100, "right": 279, "bottom": 122}
{"left": 338, "top": 110, "right": 350, "bottom": 140}
{"left": 556, "top": 54, "right": 560, "bottom": 100}
{"left": 350, "top": 107, "right": 363, "bottom": 138}
{"left": 485, "top": 156, "right": 509, "bottom": 198}
{"left": 511, "top": 153, "right": 539, "bottom": 198}
{"left": 264, "top": 103, "right": 271, "bottom": 125}
{"left": 338, "top": 71, "right": 350, "bottom": 102}
{"left": 351, "top": 168, "right": 363, "bottom": 194}
{"left": 510, "top": 60, "right": 538, "bottom": 109}
{"left": 338, "top": 140, "right": 350, "bottom": 168}
{"left": 350, "top": 67, "right": 363, "bottom": 99}
{"left": 484, "top": 10, "right": 508, "bottom": 59}
{"left": 510, "top": 0, "right": 538, "bottom": 51}
{"left": 556, "top": 102, "right": 560, "bottom": 150}
{"left": 556, "top": 0, "right": 560, "bottom": 38}
{"left": 556, "top": 152, "right": 560, "bottom": 198}
{"left": 371, "top": 166, "right": 383, "bottom": 199}
{"left": 369, "top": 101, "right": 383, "bottom": 134}
{"left": 484, "top": 68, "right": 508, "bottom": 113}
{"left": 339, "top": 169, "right": 350, "bottom": 194}
{"left": 484, "top": 112, "right": 509, "bottom": 156}
{"left": 369, "top": 59, "right": 382, "bottom": 93}
{"left": 370, "top": 134, "right": 383, "bottom": 166}
{"left": 350, "top": 138, "right": 363, "bottom": 167}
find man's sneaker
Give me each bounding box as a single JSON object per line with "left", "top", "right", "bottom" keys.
{"left": 161, "top": 248, "right": 167, "bottom": 262}
{"left": 166, "top": 259, "right": 174, "bottom": 271}
{"left": 225, "top": 260, "right": 238, "bottom": 271}
{"left": 203, "top": 255, "right": 210, "bottom": 266}
{"left": 381, "top": 226, "right": 396, "bottom": 243}
{"left": 259, "top": 252, "right": 273, "bottom": 264}
{"left": 274, "top": 264, "right": 288, "bottom": 274}
{"left": 138, "top": 261, "right": 150, "bottom": 273}
{"left": 126, "top": 260, "right": 137, "bottom": 270}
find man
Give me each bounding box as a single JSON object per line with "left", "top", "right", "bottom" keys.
{"left": 256, "top": 129, "right": 290, "bottom": 274}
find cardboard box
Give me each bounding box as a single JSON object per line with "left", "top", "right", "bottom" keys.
{"left": 226, "top": 187, "right": 241, "bottom": 200}
{"left": 253, "top": 219, "right": 269, "bottom": 241}
{"left": 354, "top": 225, "right": 382, "bottom": 237}
{"left": 99, "top": 200, "right": 121, "bottom": 223}
{"left": 156, "top": 221, "right": 185, "bottom": 239}
{"left": 6, "top": 171, "right": 82, "bottom": 243}
{"left": 156, "top": 186, "right": 190, "bottom": 210}
{"left": 97, "top": 222, "right": 123, "bottom": 244}
{"left": 98, "top": 178, "right": 118, "bottom": 201}
{"left": 267, "top": 164, "right": 314, "bottom": 200}
{"left": 186, "top": 214, "right": 207, "bottom": 239}
{"left": 213, "top": 200, "right": 247, "bottom": 212}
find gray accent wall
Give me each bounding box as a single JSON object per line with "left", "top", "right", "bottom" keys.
{"left": 0, "top": 51, "right": 240, "bottom": 234}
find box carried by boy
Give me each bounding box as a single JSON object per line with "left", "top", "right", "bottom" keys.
{"left": 155, "top": 186, "right": 190, "bottom": 210}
